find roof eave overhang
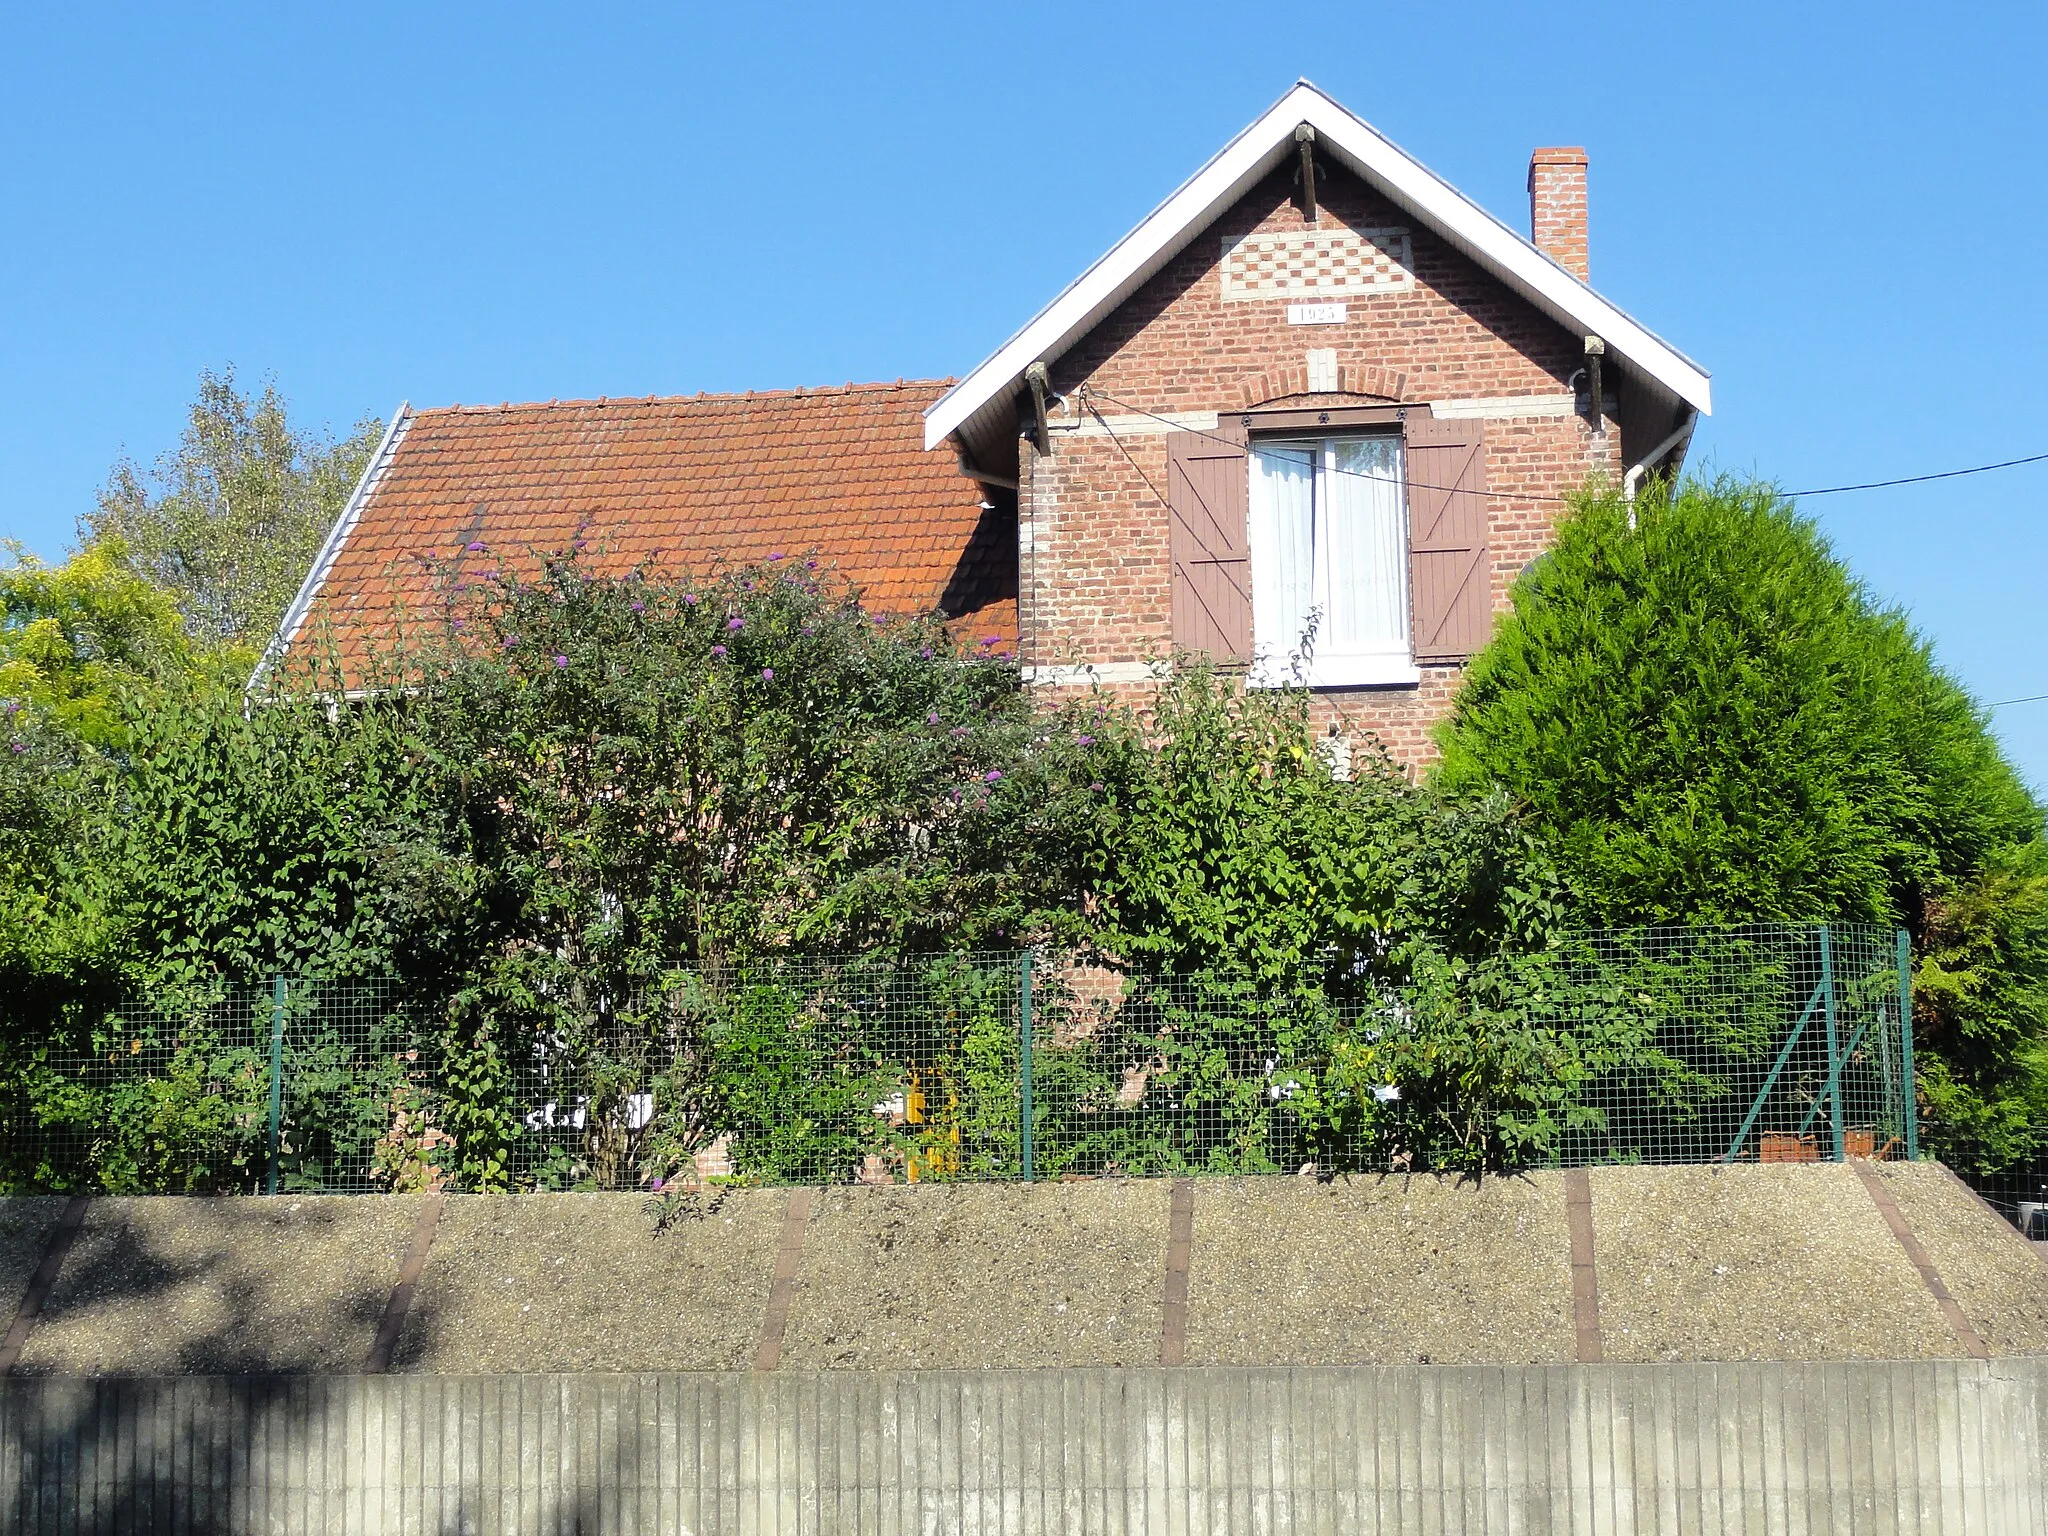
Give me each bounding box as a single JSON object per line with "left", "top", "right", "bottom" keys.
{"left": 924, "top": 80, "right": 1711, "bottom": 452}
{"left": 247, "top": 402, "right": 412, "bottom": 697}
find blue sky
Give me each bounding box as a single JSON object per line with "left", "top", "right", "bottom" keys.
{"left": 4, "top": 3, "right": 2044, "bottom": 786}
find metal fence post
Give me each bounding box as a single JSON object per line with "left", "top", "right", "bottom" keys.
{"left": 1818, "top": 925, "right": 1843, "bottom": 1161}
{"left": 265, "top": 975, "right": 286, "bottom": 1195}
{"left": 1897, "top": 928, "right": 1918, "bottom": 1160}
{"left": 1019, "top": 952, "right": 1034, "bottom": 1182}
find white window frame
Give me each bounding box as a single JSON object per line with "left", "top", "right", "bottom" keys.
{"left": 1246, "top": 434, "right": 1422, "bottom": 690}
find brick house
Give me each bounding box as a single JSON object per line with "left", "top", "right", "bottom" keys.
{"left": 271, "top": 81, "right": 1709, "bottom": 766}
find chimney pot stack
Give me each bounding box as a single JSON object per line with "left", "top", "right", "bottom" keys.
{"left": 1528, "top": 147, "right": 1590, "bottom": 282}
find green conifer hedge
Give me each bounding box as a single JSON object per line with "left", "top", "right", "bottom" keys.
{"left": 1436, "top": 477, "right": 2048, "bottom": 1159}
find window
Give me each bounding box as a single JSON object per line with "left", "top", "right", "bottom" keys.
{"left": 1246, "top": 435, "right": 1419, "bottom": 687}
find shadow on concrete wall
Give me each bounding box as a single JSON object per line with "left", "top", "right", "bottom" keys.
{"left": 0, "top": 1205, "right": 450, "bottom": 1534}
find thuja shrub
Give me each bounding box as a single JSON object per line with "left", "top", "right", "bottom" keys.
{"left": 1436, "top": 476, "right": 2048, "bottom": 1157}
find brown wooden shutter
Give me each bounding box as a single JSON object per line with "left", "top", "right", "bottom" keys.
{"left": 1404, "top": 416, "right": 1492, "bottom": 663}
{"left": 1167, "top": 427, "right": 1252, "bottom": 663}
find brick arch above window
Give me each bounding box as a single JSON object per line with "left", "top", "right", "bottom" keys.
{"left": 1235, "top": 364, "right": 1411, "bottom": 410}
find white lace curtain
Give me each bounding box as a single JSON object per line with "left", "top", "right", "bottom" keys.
{"left": 1248, "top": 436, "right": 1408, "bottom": 681}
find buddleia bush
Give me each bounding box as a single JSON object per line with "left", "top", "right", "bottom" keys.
{"left": 297, "top": 549, "right": 1124, "bottom": 1187}
{"left": 1436, "top": 476, "right": 2048, "bottom": 1159}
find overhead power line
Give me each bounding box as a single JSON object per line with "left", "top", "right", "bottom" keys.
{"left": 1084, "top": 402, "right": 1179, "bottom": 514}
{"left": 1989, "top": 693, "right": 2048, "bottom": 709}
{"left": 1080, "top": 389, "right": 2048, "bottom": 505}
{"left": 1785, "top": 452, "right": 2048, "bottom": 498}
{"left": 1084, "top": 390, "right": 1562, "bottom": 502}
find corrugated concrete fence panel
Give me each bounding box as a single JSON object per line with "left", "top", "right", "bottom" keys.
{"left": 0, "top": 1363, "right": 2043, "bottom": 1533}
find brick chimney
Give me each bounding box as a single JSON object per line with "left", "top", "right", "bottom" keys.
{"left": 1528, "top": 147, "right": 1589, "bottom": 281}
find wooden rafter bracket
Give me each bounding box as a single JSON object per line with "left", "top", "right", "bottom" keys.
{"left": 1024, "top": 362, "right": 1053, "bottom": 457}
{"left": 1295, "top": 123, "right": 1318, "bottom": 223}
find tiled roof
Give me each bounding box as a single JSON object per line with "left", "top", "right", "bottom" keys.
{"left": 291, "top": 380, "right": 1016, "bottom": 683}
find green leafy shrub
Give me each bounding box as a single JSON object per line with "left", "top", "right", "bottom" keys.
{"left": 21, "top": 1013, "right": 268, "bottom": 1194}
{"left": 351, "top": 551, "right": 1123, "bottom": 1186}
{"left": 636, "top": 953, "right": 1031, "bottom": 1187}
{"left": 1086, "top": 660, "right": 1560, "bottom": 979}
{"left": 11, "top": 513, "right": 1926, "bottom": 1188}
{"left": 106, "top": 682, "right": 427, "bottom": 992}
{"left": 381, "top": 546, "right": 1111, "bottom": 973}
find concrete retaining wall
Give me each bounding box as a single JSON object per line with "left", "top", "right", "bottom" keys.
{"left": 2, "top": 1360, "right": 2044, "bottom": 1534}
{"left": 10, "top": 1167, "right": 2046, "bottom": 1378}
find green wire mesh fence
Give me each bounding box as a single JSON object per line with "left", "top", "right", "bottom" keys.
{"left": 0, "top": 924, "right": 1916, "bottom": 1195}
{"left": 1938, "top": 1132, "right": 2048, "bottom": 1240}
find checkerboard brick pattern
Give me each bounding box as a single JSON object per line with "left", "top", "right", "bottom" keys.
{"left": 1220, "top": 223, "right": 1415, "bottom": 301}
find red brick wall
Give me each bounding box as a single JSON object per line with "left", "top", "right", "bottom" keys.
{"left": 1528, "top": 147, "right": 1591, "bottom": 281}
{"left": 1019, "top": 163, "right": 1621, "bottom": 770}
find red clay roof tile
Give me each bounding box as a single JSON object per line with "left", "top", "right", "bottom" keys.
{"left": 293, "top": 380, "right": 1017, "bottom": 682}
